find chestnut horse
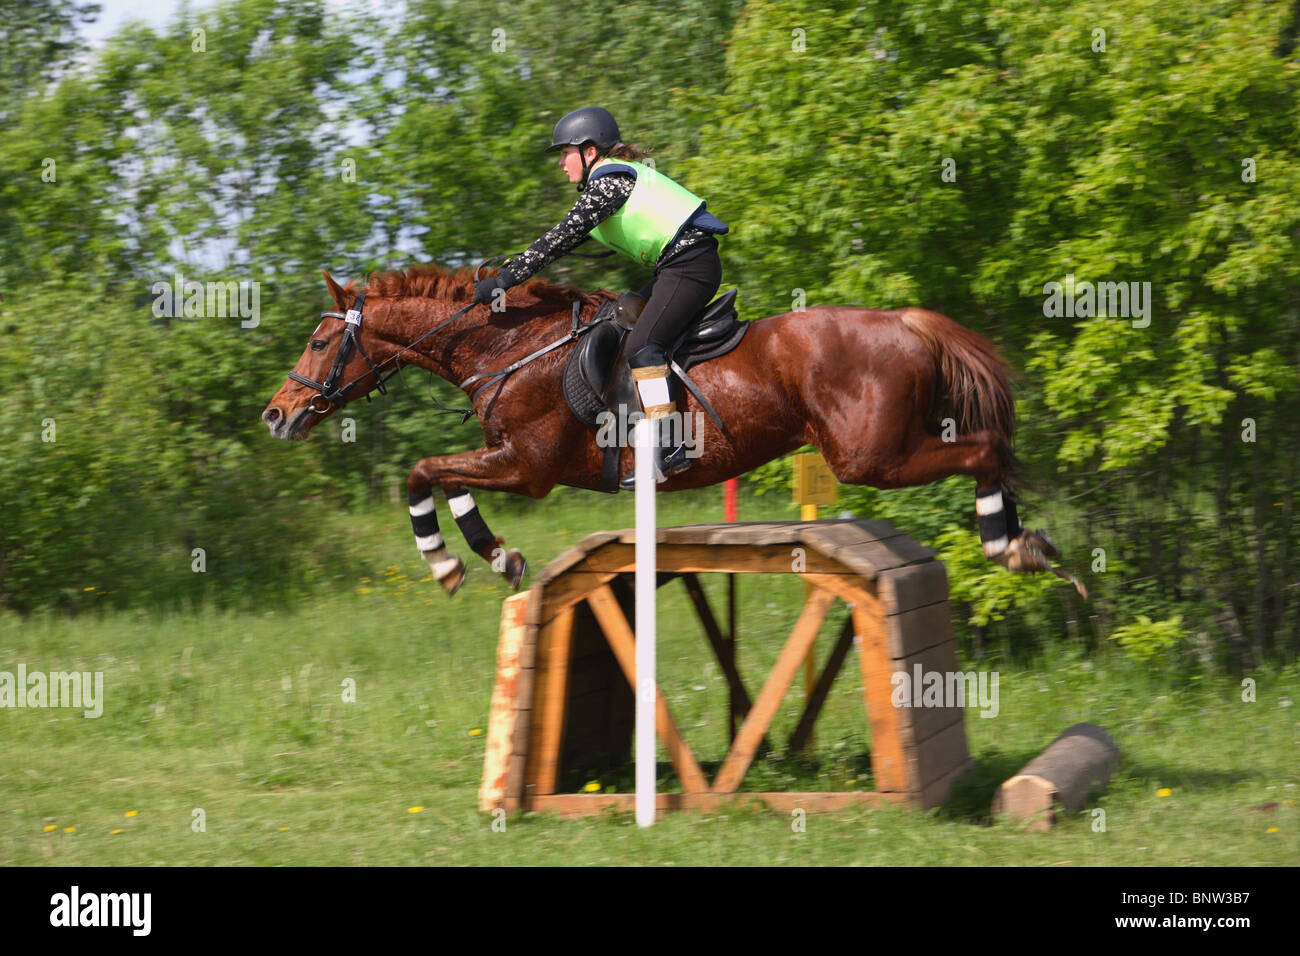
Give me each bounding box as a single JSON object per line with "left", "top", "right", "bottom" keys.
{"left": 263, "top": 265, "right": 1082, "bottom": 595}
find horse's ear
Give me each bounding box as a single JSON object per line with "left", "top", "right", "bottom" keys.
{"left": 323, "top": 269, "right": 348, "bottom": 311}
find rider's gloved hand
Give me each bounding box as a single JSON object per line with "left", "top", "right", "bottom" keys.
{"left": 473, "top": 275, "right": 509, "bottom": 306}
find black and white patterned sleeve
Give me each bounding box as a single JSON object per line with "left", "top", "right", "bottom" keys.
{"left": 498, "top": 173, "right": 634, "bottom": 286}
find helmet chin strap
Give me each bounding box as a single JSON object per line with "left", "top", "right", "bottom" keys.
{"left": 576, "top": 143, "right": 616, "bottom": 192}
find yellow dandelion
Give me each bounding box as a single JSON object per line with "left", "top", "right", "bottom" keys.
{"left": 84, "top": 586, "right": 96, "bottom": 592}
{"left": 63, "top": 827, "right": 75, "bottom": 833}
{"left": 583, "top": 782, "right": 601, "bottom": 793}
{"left": 1157, "top": 788, "right": 1172, "bottom": 797}
{"left": 1267, "top": 827, "right": 1279, "bottom": 833}
{"left": 42, "top": 825, "right": 57, "bottom": 833}
{"left": 110, "top": 829, "right": 123, "bottom": 835}
{"left": 278, "top": 827, "right": 290, "bottom": 831}
{"left": 124, "top": 810, "right": 138, "bottom": 817}
{"left": 408, "top": 806, "right": 424, "bottom": 813}
{"left": 468, "top": 728, "right": 483, "bottom": 737}
{"left": 356, "top": 587, "right": 374, "bottom": 594}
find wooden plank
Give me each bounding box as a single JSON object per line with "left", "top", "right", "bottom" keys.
{"left": 853, "top": 602, "right": 910, "bottom": 793}
{"left": 908, "top": 717, "right": 973, "bottom": 792}
{"left": 575, "top": 542, "right": 851, "bottom": 576}
{"left": 713, "top": 588, "right": 835, "bottom": 792}
{"left": 538, "top": 570, "right": 620, "bottom": 625}
{"left": 534, "top": 530, "right": 620, "bottom": 586}
{"left": 788, "top": 613, "right": 856, "bottom": 753}
{"left": 886, "top": 599, "right": 956, "bottom": 660}
{"left": 916, "top": 753, "right": 976, "bottom": 810}
{"left": 819, "top": 537, "right": 936, "bottom": 581}
{"left": 523, "top": 611, "right": 563, "bottom": 796}
{"left": 890, "top": 633, "right": 967, "bottom": 745}
{"left": 479, "top": 592, "right": 530, "bottom": 812}
{"left": 799, "top": 572, "right": 884, "bottom": 620}
{"left": 584, "top": 583, "right": 711, "bottom": 794}
{"left": 527, "top": 790, "right": 909, "bottom": 816}
{"left": 533, "top": 605, "right": 576, "bottom": 795}
{"left": 876, "top": 561, "right": 949, "bottom": 616}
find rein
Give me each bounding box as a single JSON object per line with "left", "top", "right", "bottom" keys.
{"left": 291, "top": 259, "right": 609, "bottom": 423}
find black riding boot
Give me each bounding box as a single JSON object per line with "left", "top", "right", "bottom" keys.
{"left": 619, "top": 410, "right": 692, "bottom": 490}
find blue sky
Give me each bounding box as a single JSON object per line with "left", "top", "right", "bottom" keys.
{"left": 82, "top": 0, "right": 189, "bottom": 46}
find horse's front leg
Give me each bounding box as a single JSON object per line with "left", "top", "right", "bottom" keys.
{"left": 406, "top": 444, "right": 545, "bottom": 596}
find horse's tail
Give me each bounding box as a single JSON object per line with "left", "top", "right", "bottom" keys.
{"left": 896, "top": 307, "right": 1023, "bottom": 484}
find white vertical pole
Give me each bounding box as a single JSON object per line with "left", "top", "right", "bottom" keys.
{"left": 634, "top": 416, "right": 656, "bottom": 828}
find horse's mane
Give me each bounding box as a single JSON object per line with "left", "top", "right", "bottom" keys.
{"left": 354, "top": 263, "right": 607, "bottom": 308}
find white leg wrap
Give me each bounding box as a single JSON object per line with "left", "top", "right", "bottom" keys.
{"left": 983, "top": 535, "right": 1009, "bottom": 557}
{"left": 976, "top": 490, "right": 1004, "bottom": 515}
{"left": 448, "top": 493, "right": 476, "bottom": 518}
{"left": 415, "top": 533, "right": 444, "bottom": 553}
{"left": 408, "top": 495, "right": 436, "bottom": 517}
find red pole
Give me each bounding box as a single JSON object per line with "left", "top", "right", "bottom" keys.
{"left": 724, "top": 477, "right": 738, "bottom": 522}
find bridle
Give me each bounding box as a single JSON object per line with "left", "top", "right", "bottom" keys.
{"left": 287, "top": 291, "right": 479, "bottom": 415}
{"left": 288, "top": 255, "right": 614, "bottom": 419}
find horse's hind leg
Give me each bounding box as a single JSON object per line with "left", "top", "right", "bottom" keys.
{"left": 820, "top": 422, "right": 1034, "bottom": 557}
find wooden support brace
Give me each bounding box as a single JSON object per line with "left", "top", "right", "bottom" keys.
{"left": 713, "top": 587, "right": 834, "bottom": 793}
{"left": 585, "top": 583, "right": 711, "bottom": 794}
{"left": 787, "top": 613, "right": 856, "bottom": 754}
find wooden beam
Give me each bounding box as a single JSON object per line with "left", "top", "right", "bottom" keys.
{"left": 533, "top": 605, "right": 576, "bottom": 795}
{"left": 527, "top": 790, "right": 908, "bottom": 815}
{"left": 787, "top": 613, "right": 856, "bottom": 753}
{"left": 799, "top": 572, "right": 884, "bottom": 619}
{"left": 573, "top": 543, "right": 857, "bottom": 576}
{"left": 537, "top": 570, "right": 620, "bottom": 627}
{"left": 853, "top": 602, "right": 909, "bottom": 793}
{"left": 713, "top": 587, "right": 835, "bottom": 793}
{"left": 585, "top": 584, "right": 711, "bottom": 794}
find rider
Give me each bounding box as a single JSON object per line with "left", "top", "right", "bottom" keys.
{"left": 472, "top": 106, "right": 728, "bottom": 487}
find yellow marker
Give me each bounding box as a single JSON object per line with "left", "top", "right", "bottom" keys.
{"left": 794, "top": 453, "right": 838, "bottom": 506}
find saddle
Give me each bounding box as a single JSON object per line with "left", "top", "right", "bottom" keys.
{"left": 562, "top": 289, "right": 748, "bottom": 492}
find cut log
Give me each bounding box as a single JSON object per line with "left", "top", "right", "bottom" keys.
{"left": 993, "top": 723, "right": 1120, "bottom": 831}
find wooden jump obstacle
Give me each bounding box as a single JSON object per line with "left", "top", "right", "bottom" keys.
{"left": 479, "top": 519, "right": 975, "bottom": 815}
{"left": 993, "top": 723, "right": 1121, "bottom": 830}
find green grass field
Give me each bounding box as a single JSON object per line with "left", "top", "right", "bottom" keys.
{"left": 2, "top": 487, "right": 1296, "bottom": 865}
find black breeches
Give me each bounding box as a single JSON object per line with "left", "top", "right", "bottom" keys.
{"left": 626, "top": 244, "right": 722, "bottom": 367}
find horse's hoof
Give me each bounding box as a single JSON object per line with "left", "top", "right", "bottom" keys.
{"left": 1021, "top": 529, "right": 1061, "bottom": 560}
{"left": 433, "top": 555, "right": 466, "bottom": 596}
{"left": 994, "top": 536, "right": 1052, "bottom": 573}
{"left": 502, "top": 549, "right": 527, "bottom": 590}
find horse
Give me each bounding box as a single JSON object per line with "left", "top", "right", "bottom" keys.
{"left": 262, "top": 264, "right": 1084, "bottom": 596}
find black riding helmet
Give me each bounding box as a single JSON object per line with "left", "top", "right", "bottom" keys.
{"left": 546, "top": 106, "right": 622, "bottom": 191}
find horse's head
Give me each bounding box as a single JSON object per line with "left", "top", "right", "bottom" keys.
{"left": 262, "top": 269, "right": 390, "bottom": 440}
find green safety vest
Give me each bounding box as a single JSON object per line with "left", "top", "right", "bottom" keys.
{"left": 587, "top": 158, "right": 710, "bottom": 268}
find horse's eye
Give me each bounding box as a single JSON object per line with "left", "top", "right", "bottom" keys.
{"left": 310, "top": 339, "right": 327, "bottom": 352}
